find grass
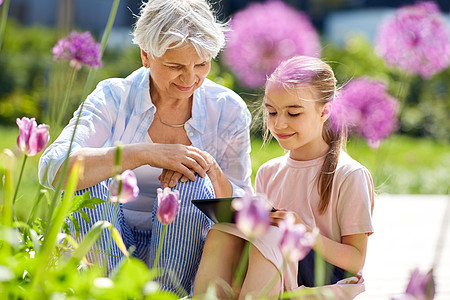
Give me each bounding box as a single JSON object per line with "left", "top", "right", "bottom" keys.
{"left": 2, "top": 125, "right": 449, "bottom": 221}
{"left": 251, "top": 135, "right": 450, "bottom": 195}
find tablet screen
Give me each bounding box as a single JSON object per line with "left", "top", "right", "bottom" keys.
{"left": 191, "top": 197, "right": 237, "bottom": 223}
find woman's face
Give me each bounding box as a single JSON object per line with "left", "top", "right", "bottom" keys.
{"left": 142, "top": 44, "right": 211, "bottom": 102}
{"left": 264, "top": 82, "right": 330, "bottom": 160}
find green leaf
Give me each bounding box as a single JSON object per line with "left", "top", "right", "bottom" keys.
{"left": 79, "top": 211, "right": 90, "bottom": 224}
{"left": 69, "top": 215, "right": 81, "bottom": 238}
{"left": 70, "top": 191, "right": 106, "bottom": 213}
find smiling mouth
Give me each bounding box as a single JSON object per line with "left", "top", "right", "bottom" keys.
{"left": 175, "top": 84, "right": 195, "bottom": 92}
{"left": 275, "top": 133, "right": 295, "bottom": 139}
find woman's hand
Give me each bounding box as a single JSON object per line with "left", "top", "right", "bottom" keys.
{"left": 145, "top": 144, "right": 209, "bottom": 184}
{"left": 156, "top": 147, "right": 213, "bottom": 188}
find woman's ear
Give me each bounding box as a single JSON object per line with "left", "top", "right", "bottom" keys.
{"left": 140, "top": 49, "right": 149, "bottom": 68}
{"left": 320, "top": 103, "right": 332, "bottom": 122}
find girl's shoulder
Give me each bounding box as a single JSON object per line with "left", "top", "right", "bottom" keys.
{"left": 336, "top": 151, "right": 373, "bottom": 182}
{"left": 257, "top": 155, "right": 288, "bottom": 175}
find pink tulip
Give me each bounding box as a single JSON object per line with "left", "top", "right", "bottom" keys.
{"left": 278, "top": 214, "right": 316, "bottom": 262}
{"left": 392, "top": 268, "right": 435, "bottom": 300}
{"left": 156, "top": 187, "right": 180, "bottom": 225}
{"left": 109, "top": 170, "right": 139, "bottom": 204}
{"left": 232, "top": 192, "right": 270, "bottom": 240}
{"left": 16, "top": 117, "right": 50, "bottom": 156}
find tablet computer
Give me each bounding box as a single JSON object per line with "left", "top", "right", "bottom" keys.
{"left": 191, "top": 197, "right": 237, "bottom": 223}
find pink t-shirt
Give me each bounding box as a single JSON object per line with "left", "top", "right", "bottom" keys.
{"left": 255, "top": 151, "right": 374, "bottom": 242}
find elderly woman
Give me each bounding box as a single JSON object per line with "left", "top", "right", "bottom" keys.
{"left": 38, "top": 0, "right": 252, "bottom": 295}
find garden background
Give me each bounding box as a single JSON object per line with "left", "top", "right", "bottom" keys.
{"left": 0, "top": 0, "right": 449, "bottom": 299}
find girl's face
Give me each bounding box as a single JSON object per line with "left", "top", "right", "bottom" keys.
{"left": 264, "top": 82, "right": 331, "bottom": 160}
{"left": 141, "top": 44, "right": 211, "bottom": 102}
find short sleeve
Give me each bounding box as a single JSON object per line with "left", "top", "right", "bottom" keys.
{"left": 337, "top": 168, "right": 375, "bottom": 236}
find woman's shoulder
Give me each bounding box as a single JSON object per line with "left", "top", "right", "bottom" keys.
{"left": 201, "top": 78, "right": 247, "bottom": 108}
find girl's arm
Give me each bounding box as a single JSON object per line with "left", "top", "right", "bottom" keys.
{"left": 314, "top": 232, "right": 368, "bottom": 275}
{"left": 271, "top": 211, "right": 369, "bottom": 275}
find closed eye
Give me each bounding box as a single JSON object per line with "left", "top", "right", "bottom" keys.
{"left": 288, "top": 113, "right": 301, "bottom": 117}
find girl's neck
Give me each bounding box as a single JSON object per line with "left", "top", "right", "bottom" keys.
{"left": 289, "top": 139, "right": 330, "bottom": 161}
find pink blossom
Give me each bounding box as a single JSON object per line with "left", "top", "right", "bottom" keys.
{"left": 223, "top": 1, "right": 321, "bottom": 88}
{"left": 109, "top": 170, "right": 139, "bottom": 204}
{"left": 330, "top": 77, "right": 399, "bottom": 148}
{"left": 16, "top": 117, "right": 50, "bottom": 156}
{"left": 52, "top": 31, "right": 102, "bottom": 70}
{"left": 156, "top": 187, "right": 180, "bottom": 225}
{"left": 375, "top": 2, "right": 450, "bottom": 78}
{"left": 278, "top": 214, "right": 316, "bottom": 262}
{"left": 232, "top": 191, "right": 270, "bottom": 240}
{"left": 392, "top": 268, "right": 435, "bottom": 300}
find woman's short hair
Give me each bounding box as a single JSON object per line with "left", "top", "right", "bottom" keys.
{"left": 132, "top": 0, "right": 227, "bottom": 59}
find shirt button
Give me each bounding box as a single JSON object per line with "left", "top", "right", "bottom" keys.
{"left": 185, "top": 123, "right": 190, "bottom": 128}
{"left": 189, "top": 132, "right": 194, "bottom": 137}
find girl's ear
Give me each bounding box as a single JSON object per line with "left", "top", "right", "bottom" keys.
{"left": 320, "top": 103, "right": 332, "bottom": 122}
{"left": 140, "top": 49, "right": 149, "bottom": 68}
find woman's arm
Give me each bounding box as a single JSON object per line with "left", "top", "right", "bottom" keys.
{"left": 53, "top": 143, "right": 209, "bottom": 190}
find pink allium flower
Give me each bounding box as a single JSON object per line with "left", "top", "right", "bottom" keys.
{"left": 156, "top": 187, "right": 180, "bottom": 225}
{"left": 330, "top": 77, "right": 399, "bottom": 148}
{"left": 52, "top": 31, "right": 102, "bottom": 70}
{"left": 109, "top": 170, "right": 139, "bottom": 204}
{"left": 375, "top": 2, "right": 450, "bottom": 78}
{"left": 232, "top": 191, "right": 270, "bottom": 240}
{"left": 278, "top": 214, "right": 316, "bottom": 263}
{"left": 392, "top": 268, "right": 435, "bottom": 300}
{"left": 0, "top": 0, "right": 3, "bottom": 6}
{"left": 16, "top": 117, "right": 50, "bottom": 156}
{"left": 223, "top": 1, "right": 321, "bottom": 88}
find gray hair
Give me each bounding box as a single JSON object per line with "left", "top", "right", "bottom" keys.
{"left": 132, "top": 0, "right": 227, "bottom": 59}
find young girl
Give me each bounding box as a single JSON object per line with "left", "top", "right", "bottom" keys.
{"left": 193, "top": 56, "right": 374, "bottom": 299}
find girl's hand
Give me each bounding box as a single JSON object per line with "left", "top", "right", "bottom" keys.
{"left": 270, "top": 209, "right": 311, "bottom": 231}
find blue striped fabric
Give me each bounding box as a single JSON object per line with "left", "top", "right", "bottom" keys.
{"left": 69, "top": 178, "right": 125, "bottom": 271}
{"left": 149, "top": 176, "right": 215, "bottom": 296}
{"left": 68, "top": 174, "right": 215, "bottom": 295}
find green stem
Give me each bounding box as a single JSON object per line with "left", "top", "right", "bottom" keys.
{"left": 153, "top": 225, "right": 167, "bottom": 270}
{"left": 27, "top": 187, "right": 46, "bottom": 226}
{"left": 55, "top": 66, "right": 78, "bottom": 130}
{"left": 0, "top": 0, "right": 11, "bottom": 51}
{"left": 232, "top": 240, "right": 251, "bottom": 291}
{"left": 46, "top": 0, "right": 120, "bottom": 236}
{"left": 12, "top": 155, "right": 28, "bottom": 204}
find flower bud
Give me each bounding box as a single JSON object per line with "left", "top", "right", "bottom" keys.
{"left": 16, "top": 117, "right": 50, "bottom": 156}
{"left": 156, "top": 187, "right": 180, "bottom": 225}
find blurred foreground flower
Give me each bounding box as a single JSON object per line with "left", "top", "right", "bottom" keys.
{"left": 52, "top": 31, "right": 102, "bottom": 70}
{"left": 0, "top": 0, "right": 3, "bottom": 6}
{"left": 232, "top": 192, "right": 270, "bottom": 240}
{"left": 330, "top": 77, "right": 399, "bottom": 148}
{"left": 156, "top": 187, "right": 180, "bottom": 225}
{"left": 392, "top": 268, "right": 435, "bottom": 300}
{"left": 279, "top": 214, "right": 316, "bottom": 262}
{"left": 16, "top": 117, "right": 50, "bottom": 156}
{"left": 375, "top": 1, "right": 450, "bottom": 78}
{"left": 109, "top": 170, "right": 139, "bottom": 204}
{"left": 223, "top": 1, "right": 320, "bottom": 88}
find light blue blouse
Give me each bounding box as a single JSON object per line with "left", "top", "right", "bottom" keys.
{"left": 38, "top": 67, "right": 253, "bottom": 195}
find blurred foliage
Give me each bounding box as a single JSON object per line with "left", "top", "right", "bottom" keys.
{"left": 321, "top": 35, "right": 450, "bottom": 142}
{"left": 0, "top": 23, "right": 448, "bottom": 143}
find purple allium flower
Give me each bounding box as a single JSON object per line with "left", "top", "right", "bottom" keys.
{"left": 52, "top": 31, "right": 102, "bottom": 70}
{"left": 392, "top": 268, "right": 435, "bottom": 300}
{"left": 375, "top": 2, "right": 450, "bottom": 78}
{"left": 232, "top": 191, "right": 271, "bottom": 240}
{"left": 279, "top": 214, "right": 316, "bottom": 263}
{"left": 330, "top": 77, "right": 399, "bottom": 148}
{"left": 16, "top": 117, "right": 50, "bottom": 156}
{"left": 156, "top": 187, "right": 180, "bottom": 225}
{"left": 109, "top": 170, "right": 139, "bottom": 204}
{"left": 223, "top": 1, "right": 321, "bottom": 88}
{"left": 0, "top": 0, "right": 3, "bottom": 6}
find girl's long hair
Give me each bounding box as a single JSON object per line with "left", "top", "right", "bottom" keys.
{"left": 265, "top": 56, "right": 347, "bottom": 215}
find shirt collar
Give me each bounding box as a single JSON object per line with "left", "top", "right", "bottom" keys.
{"left": 134, "top": 67, "right": 155, "bottom": 115}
